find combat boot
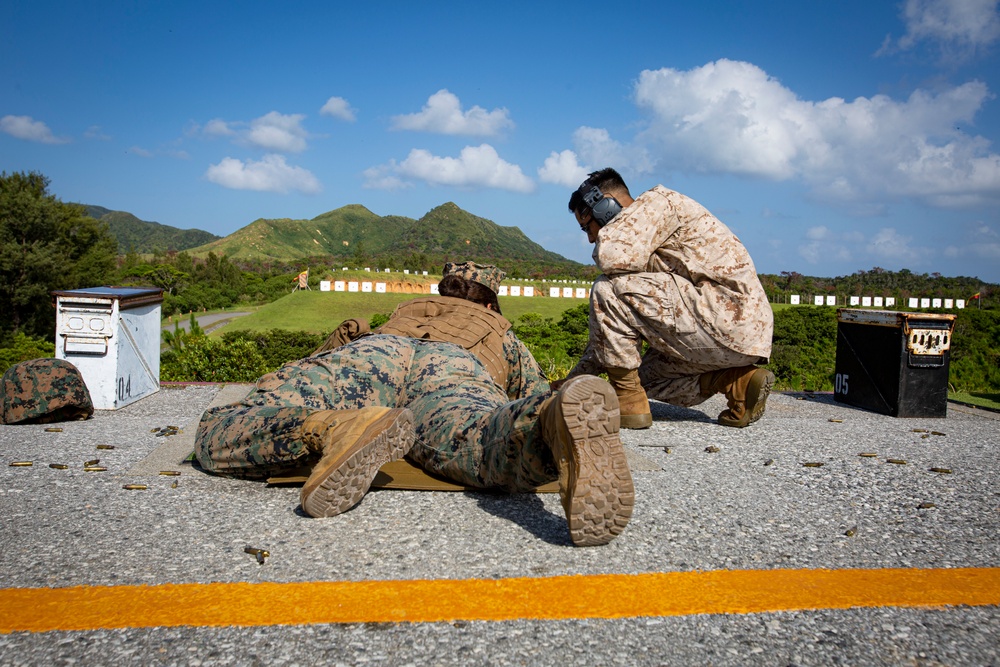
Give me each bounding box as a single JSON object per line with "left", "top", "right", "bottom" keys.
{"left": 540, "top": 375, "right": 634, "bottom": 547}
{"left": 699, "top": 366, "right": 775, "bottom": 428}
{"left": 605, "top": 368, "right": 653, "bottom": 429}
{"left": 299, "top": 407, "right": 415, "bottom": 518}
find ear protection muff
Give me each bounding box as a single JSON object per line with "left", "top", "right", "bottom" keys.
{"left": 580, "top": 181, "right": 623, "bottom": 227}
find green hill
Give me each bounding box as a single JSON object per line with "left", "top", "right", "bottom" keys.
{"left": 190, "top": 204, "right": 414, "bottom": 260}
{"left": 82, "top": 205, "right": 220, "bottom": 253}
{"left": 186, "top": 202, "right": 576, "bottom": 268}
{"left": 396, "top": 203, "right": 568, "bottom": 262}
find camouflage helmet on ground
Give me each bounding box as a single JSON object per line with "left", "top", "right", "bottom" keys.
{"left": 442, "top": 261, "right": 506, "bottom": 294}
{"left": 1, "top": 358, "right": 94, "bottom": 425}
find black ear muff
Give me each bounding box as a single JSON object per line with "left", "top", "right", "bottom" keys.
{"left": 581, "top": 184, "right": 622, "bottom": 227}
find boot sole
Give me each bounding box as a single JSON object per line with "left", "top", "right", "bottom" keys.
{"left": 558, "top": 376, "right": 635, "bottom": 547}
{"left": 719, "top": 369, "right": 775, "bottom": 428}
{"left": 301, "top": 409, "right": 414, "bottom": 518}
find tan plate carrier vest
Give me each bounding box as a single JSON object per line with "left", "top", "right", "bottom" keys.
{"left": 376, "top": 296, "right": 512, "bottom": 389}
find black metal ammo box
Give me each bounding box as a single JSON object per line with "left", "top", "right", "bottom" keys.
{"left": 834, "top": 309, "right": 956, "bottom": 418}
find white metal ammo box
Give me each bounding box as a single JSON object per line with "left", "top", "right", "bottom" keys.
{"left": 51, "top": 287, "right": 164, "bottom": 410}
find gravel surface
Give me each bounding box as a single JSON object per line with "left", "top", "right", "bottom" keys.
{"left": 1, "top": 385, "right": 997, "bottom": 665}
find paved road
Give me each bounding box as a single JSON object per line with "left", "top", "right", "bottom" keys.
{"left": 1, "top": 387, "right": 997, "bottom": 665}
{"left": 161, "top": 311, "right": 252, "bottom": 335}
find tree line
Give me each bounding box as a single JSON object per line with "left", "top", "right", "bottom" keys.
{"left": 759, "top": 269, "right": 990, "bottom": 305}
{"left": 155, "top": 304, "right": 999, "bottom": 396}
{"left": 2, "top": 170, "right": 998, "bottom": 396}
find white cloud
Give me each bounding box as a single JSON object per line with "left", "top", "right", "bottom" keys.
{"left": 205, "top": 154, "right": 321, "bottom": 194}
{"left": 128, "top": 146, "right": 154, "bottom": 158}
{"left": 882, "top": 0, "right": 1000, "bottom": 59}
{"left": 361, "top": 163, "right": 412, "bottom": 191}
{"left": 320, "top": 96, "right": 356, "bottom": 122}
{"left": 0, "top": 115, "right": 70, "bottom": 144}
{"left": 203, "top": 118, "right": 236, "bottom": 137}
{"left": 760, "top": 207, "right": 796, "bottom": 220}
{"left": 84, "top": 125, "right": 111, "bottom": 141}
{"left": 969, "top": 241, "right": 1000, "bottom": 259}
{"left": 538, "top": 150, "right": 589, "bottom": 187}
{"left": 798, "top": 240, "right": 825, "bottom": 265}
{"left": 799, "top": 226, "right": 855, "bottom": 263}
{"left": 806, "top": 226, "right": 833, "bottom": 241}
{"left": 572, "top": 127, "right": 654, "bottom": 174}
{"left": 635, "top": 61, "right": 802, "bottom": 179}
{"left": 630, "top": 59, "right": 1000, "bottom": 208}
{"left": 972, "top": 220, "right": 1000, "bottom": 240}
{"left": 867, "top": 227, "right": 925, "bottom": 262}
{"left": 365, "top": 144, "right": 534, "bottom": 192}
{"left": 246, "top": 112, "right": 308, "bottom": 153}
{"left": 798, "top": 238, "right": 855, "bottom": 264}
{"left": 197, "top": 112, "right": 309, "bottom": 152}
{"left": 943, "top": 221, "right": 1000, "bottom": 261}
{"left": 540, "top": 127, "right": 654, "bottom": 183}
{"left": 390, "top": 89, "right": 513, "bottom": 136}
{"left": 798, "top": 225, "right": 927, "bottom": 266}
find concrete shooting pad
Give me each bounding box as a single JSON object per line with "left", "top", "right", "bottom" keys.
{"left": 4, "top": 382, "right": 998, "bottom": 666}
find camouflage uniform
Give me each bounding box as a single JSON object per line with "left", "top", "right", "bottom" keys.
{"left": 0, "top": 358, "right": 94, "bottom": 425}
{"left": 569, "top": 185, "right": 773, "bottom": 407}
{"left": 195, "top": 334, "right": 555, "bottom": 491}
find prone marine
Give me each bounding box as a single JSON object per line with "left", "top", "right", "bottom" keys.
{"left": 194, "top": 261, "right": 634, "bottom": 547}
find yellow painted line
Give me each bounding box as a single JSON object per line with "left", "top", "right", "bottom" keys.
{"left": 2, "top": 567, "right": 999, "bottom": 633}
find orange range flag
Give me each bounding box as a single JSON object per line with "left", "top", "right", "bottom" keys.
{"left": 971, "top": 292, "right": 981, "bottom": 300}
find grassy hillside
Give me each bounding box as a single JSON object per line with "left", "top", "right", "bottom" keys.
{"left": 191, "top": 205, "right": 416, "bottom": 261}
{"left": 82, "top": 205, "right": 220, "bottom": 253}
{"left": 186, "top": 202, "right": 579, "bottom": 268}
{"left": 396, "top": 203, "right": 569, "bottom": 262}
{"left": 211, "top": 290, "right": 587, "bottom": 335}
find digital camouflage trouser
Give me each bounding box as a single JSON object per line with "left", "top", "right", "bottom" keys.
{"left": 194, "top": 335, "right": 557, "bottom": 491}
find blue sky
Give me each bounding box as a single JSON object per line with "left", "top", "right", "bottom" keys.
{"left": 3, "top": 1, "right": 1000, "bottom": 283}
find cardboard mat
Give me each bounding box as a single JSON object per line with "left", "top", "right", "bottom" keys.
{"left": 267, "top": 458, "right": 561, "bottom": 493}
{"left": 267, "top": 445, "right": 662, "bottom": 493}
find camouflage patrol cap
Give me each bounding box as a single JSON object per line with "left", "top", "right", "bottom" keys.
{"left": 442, "top": 261, "right": 506, "bottom": 294}
{"left": 1, "top": 358, "right": 94, "bottom": 425}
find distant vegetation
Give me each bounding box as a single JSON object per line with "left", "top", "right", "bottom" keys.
{"left": 768, "top": 306, "right": 1000, "bottom": 393}
{"left": 81, "top": 205, "right": 220, "bottom": 254}
{"left": 759, "top": 268, "right": 987, "bottom": 308}
{"left": 184, "top": 201, "right": 589, "bottom": 280}
{"left": 113, "top": 245, "right": 998, "bottom": 322}
{"left": 158, "top": 294, "right": 999, "bottom": 396}
{"left": 2, "top": 169, "right": 997, "bottom": 399}
{"left": 160, "top": 292, "right": 592, "bottom": 382}
{"left": 1, "top": 171, "right": 118, "bottom": 339}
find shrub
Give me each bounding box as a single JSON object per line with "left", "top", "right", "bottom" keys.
{"left": 221, "top": 328, "right": 328, "bottom": 372}
{"left": 513, "top": 304, "right": 590, "bottom": 380}
{"left": 948, "top": 310, "right": 1000, "bottom": 392}
{"left": 764, "top": 307, "right": 838, "bottom": 390}
{"left": 0, "top": 332, "right": 56, "bottom": 374}
{"left": 160, "top": 336, "right": 268, "bottom": 382}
